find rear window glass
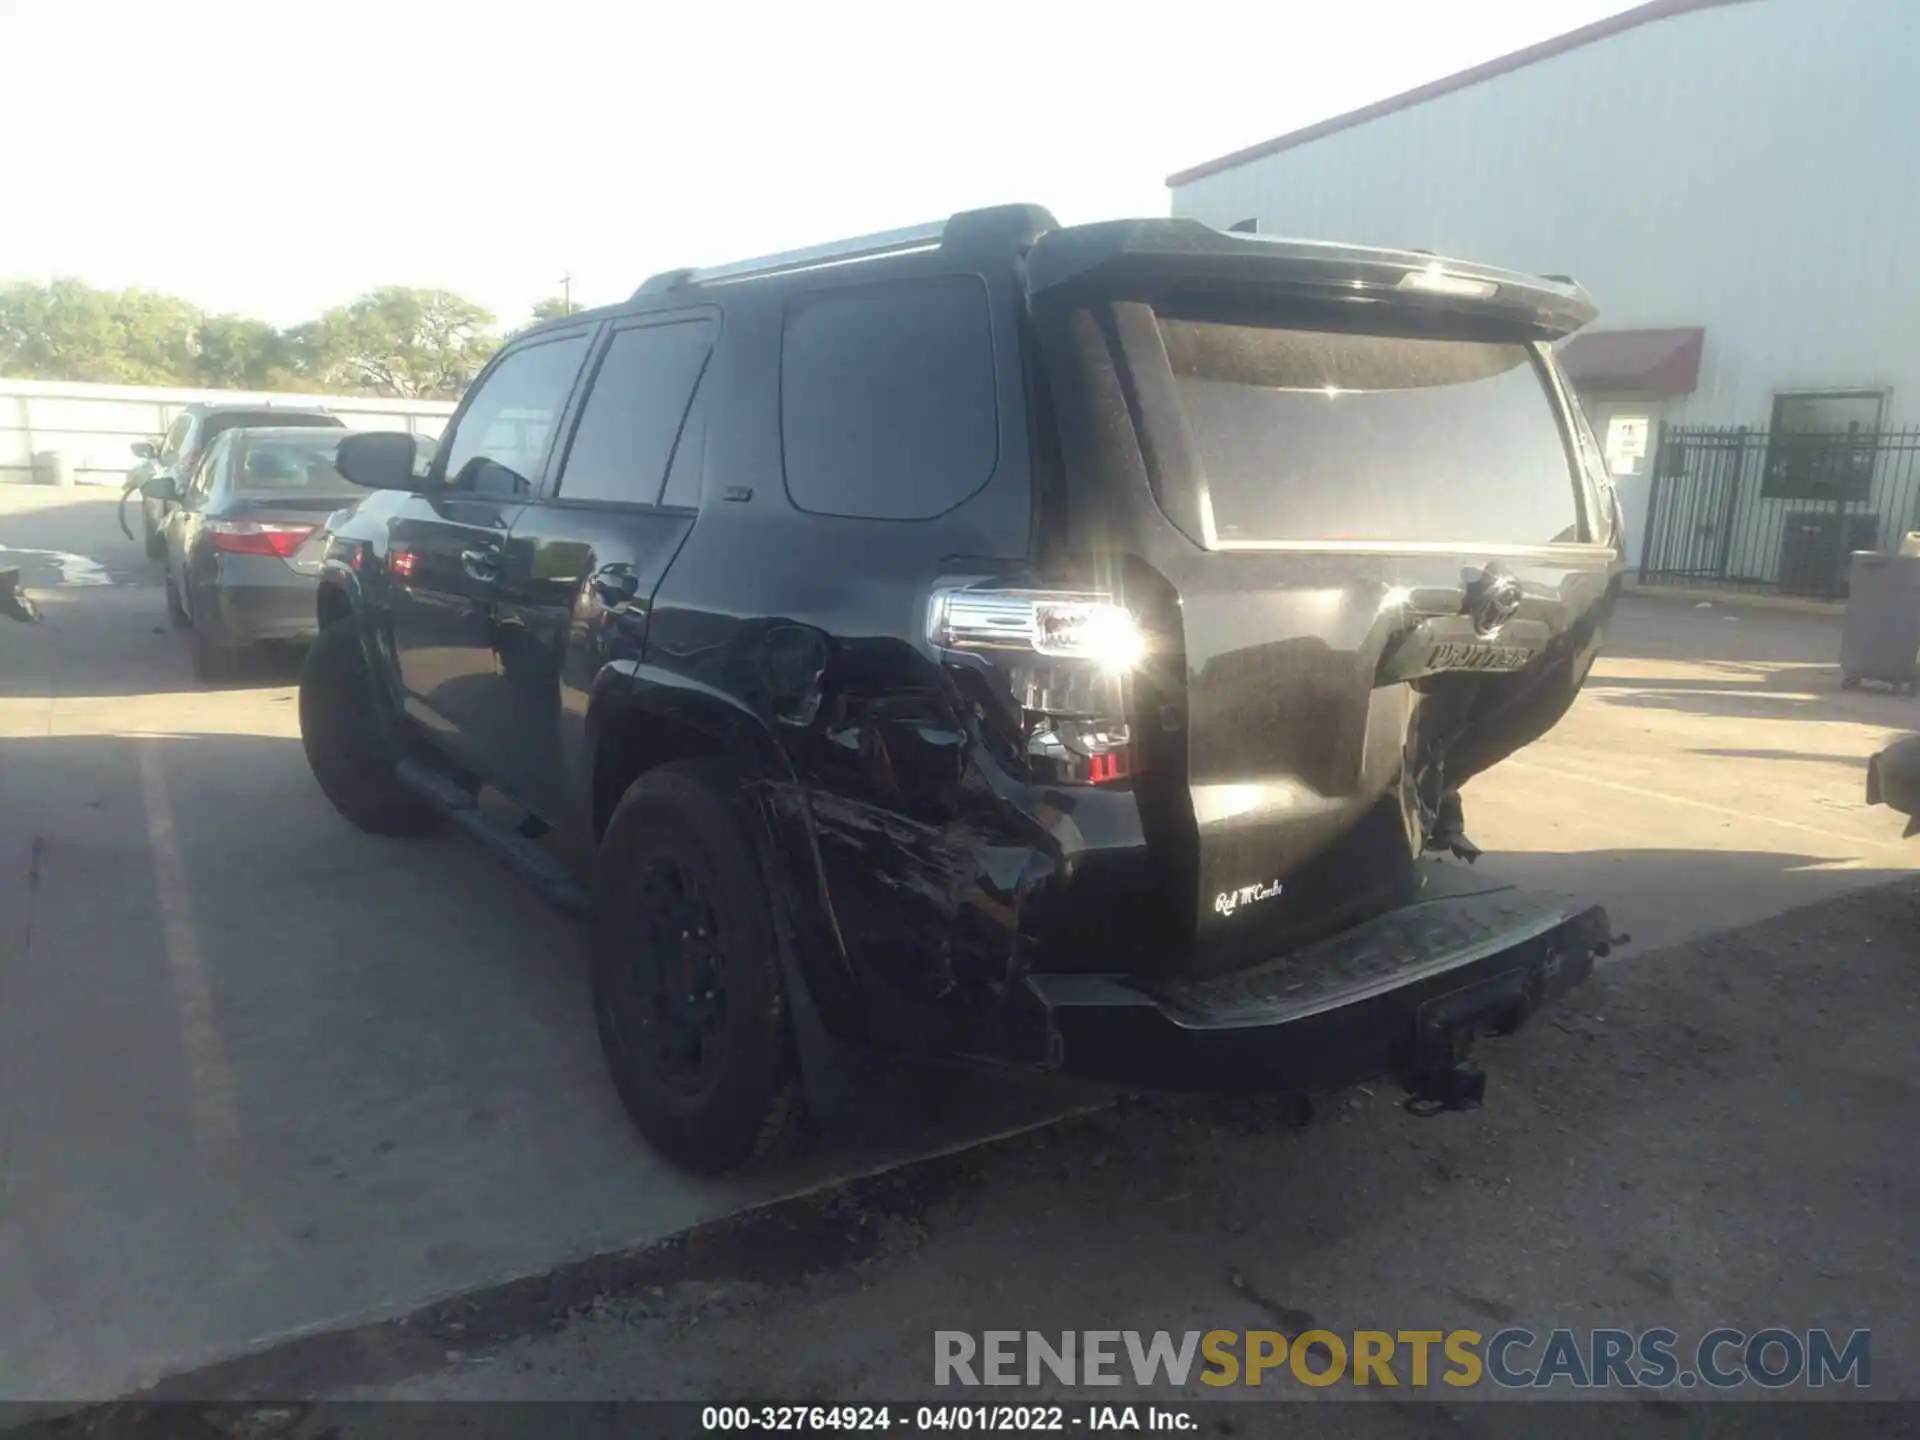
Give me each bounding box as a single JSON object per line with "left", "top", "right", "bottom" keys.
{"left": 205, "top": 411, "right": 343, "bottom": 440}
{"left": 234, "top": 433, "right": 350, "bottom": 489}
{"left": 781, "top": 275, "right": 999, "bottom": 520}
{"left": 1157, "top": 317, "right": 1581, "bottom": 546}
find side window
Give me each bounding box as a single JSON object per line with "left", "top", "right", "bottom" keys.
{"left": 780, "top": 275, "right": 999, "bottom": 520}
{"left": 660, "top": 374, "right": 712, "bottom": 510}
{"left": 188, "top": 435, "right": 228, "bottom": 504}
{"left": 160, "top": 414, "right": 194, "bottom": 467}
{"left": 440, "top": 335, "right": 590, "bottom": 497}
{"left": 553, "top": 319, "right": 716, "bottom": 506}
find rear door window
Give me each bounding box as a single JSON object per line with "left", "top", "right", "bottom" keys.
{"left": 1157, "top": 315, "right": 1581, "bottom": 547}
{"left": 780, "top": 275, "right": 999, "bottom": 520}
{"left": 158, "top": 414, "right": 193, "bottom": 465}
{"left": 554, "top": 318, "right": 716, "bottom": 506}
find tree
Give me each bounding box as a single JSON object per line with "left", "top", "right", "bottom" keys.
{"left": 528, "top": 295, "right": 575, "bottom": 324}
{"left": 302, "top": 287, "right": 500, "bottom": 399}
{"left": 0, "top": 277, "right": 501, "bottom": 397}
{"left": 193, "top": 314, "right": 296, "bottom": 391}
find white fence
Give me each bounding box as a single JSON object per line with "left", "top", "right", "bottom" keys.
{"left": 0, "top": 378, "right": 456, "bottom": 486}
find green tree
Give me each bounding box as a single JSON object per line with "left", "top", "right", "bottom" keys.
{"left": 303, "top": 286, "right": 500, "bottom": 399}
{"left": 0, "top": 277, "right": 499, "bottom": 397}
{"left": 528, "top": 295, "right": 575, "bottom": 324}
{"left": 1, "top": 279, "right": 126, "bottom": 381}
{"left": 193, "top": 314, "right": 295, "bottom": 391}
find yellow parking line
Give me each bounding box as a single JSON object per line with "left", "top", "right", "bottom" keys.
{"left": 137, "top": 739, "right": 248, "bottom": 1171}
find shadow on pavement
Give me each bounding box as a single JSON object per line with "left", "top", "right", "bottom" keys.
{"left": 0, "top": 729, "right": 1081, "bottom": 1401}
{"left": 7, "top": 725, "right": 1917, "bottom": 1401}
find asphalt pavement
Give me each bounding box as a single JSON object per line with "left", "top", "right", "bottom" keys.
{"left": 2, "top": 483, "right": 1916, "bottom": 1404}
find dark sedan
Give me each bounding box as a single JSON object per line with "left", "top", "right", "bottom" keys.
{"left": 148, "top": 426, "right": 367, "bottom": 680}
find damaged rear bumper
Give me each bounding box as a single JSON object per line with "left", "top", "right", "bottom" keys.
{"left": 1019, "top": 868, "right": 1613, "bottom": 1097}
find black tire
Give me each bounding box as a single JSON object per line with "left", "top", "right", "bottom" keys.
{"left": 593, "top": 761, "right": 805, "bottom": 1175}
{"left": 164, "top": 575, "right": 190, "bottom": 628}
{"left": 298, "top": 614, "right": 440, "bottom": 837}
{"left": 189, "top": 622, "right": 238, "bottom": 683}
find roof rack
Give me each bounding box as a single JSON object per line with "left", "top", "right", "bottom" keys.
{"left": 632, "top": 204, "right": 1057, "bottom": 300}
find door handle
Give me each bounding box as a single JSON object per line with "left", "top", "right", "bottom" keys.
{"left": 591, "top": 566, "right": 639, "bottom": 606}
{"left": 461, "top": 545, "right": 502, "bottom": 583}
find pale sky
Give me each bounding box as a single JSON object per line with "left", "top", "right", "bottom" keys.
{"left": 1, "top": 0, "right": 1640, "bottom": 329}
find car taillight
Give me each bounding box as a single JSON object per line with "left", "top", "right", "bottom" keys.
{"left": 206, "top": 520, "right": 316, "bottom": 558}
{"left": 927, "top": 585, "right": 1142, "bottom": 786}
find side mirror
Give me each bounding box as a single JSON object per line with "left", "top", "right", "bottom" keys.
{"left": 142, "top": 475, "right": 179, "bottom": 503}
{"left": 336, "top": 431, "right": 427, "bottom": 492}
{"left": 131, "top": 440, "right": 157, "bottom": 460}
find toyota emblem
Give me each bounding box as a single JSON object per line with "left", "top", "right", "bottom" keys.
{"left": 1466, "top": 563, "right": 1524, "bottom": 637}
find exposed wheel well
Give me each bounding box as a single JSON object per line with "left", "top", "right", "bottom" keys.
{"left": 592, "top": 709, "right": 729, "bottom": 840}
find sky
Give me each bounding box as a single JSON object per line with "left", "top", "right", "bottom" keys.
{"left": 0, "top": 0, "right": 1642, "bottom": 330}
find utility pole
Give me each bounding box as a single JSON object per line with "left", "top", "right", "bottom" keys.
{"left": 560, "top": 272, "right": 573, "bottom": 316}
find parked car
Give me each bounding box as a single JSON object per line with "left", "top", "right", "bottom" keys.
{"left": 299, "top": 205, "right": 1627, "bottom": 1174}
{"left": 147, "top": 426, "right": 366, "bottom": 679}
{"left": 128, "top": 403, "right": 346, "bottom": 559}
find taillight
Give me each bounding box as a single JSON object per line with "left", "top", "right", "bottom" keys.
{"left": 206, "top": 520, "right": 316, "bottom": 558}
{"left": 927, "top": 584, "right": 1142, "bottom": 786}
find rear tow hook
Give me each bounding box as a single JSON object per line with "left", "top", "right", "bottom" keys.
{"left": 1401, "top": 1060, "right": 1487, "bottom": 1117}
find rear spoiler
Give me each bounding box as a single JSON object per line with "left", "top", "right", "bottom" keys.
{"left": 1026, "top": 219, "right": 1597, "bottom": 342}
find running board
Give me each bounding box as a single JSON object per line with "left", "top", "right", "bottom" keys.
{"left": 395, "top": 759, "right": 591, "bottom": 917}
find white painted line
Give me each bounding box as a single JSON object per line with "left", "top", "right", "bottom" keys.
{"left": 137, "top": 739, "right": 248, "bottom": 1171}
{"left": 1502, "top": 757, "right": 1905, "bottom": 854}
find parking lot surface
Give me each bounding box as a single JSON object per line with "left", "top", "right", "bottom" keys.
{"left": 3, "top": 484, "right": 1917, "bottom": 1402}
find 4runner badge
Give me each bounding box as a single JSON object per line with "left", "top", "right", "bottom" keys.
{"left": 1214, "top": 879, "right": 1284, "bottom": 917}
{"left": 1426, "top": 641, "right": 1535, "bottom": 671}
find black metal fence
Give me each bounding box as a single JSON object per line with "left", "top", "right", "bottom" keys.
{"left": 1639, "top": 424, "right": 1920, "bottom": 599}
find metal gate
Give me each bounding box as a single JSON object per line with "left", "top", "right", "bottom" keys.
{"left": 1639, "top": 424, "right": 1920, "bottom": 599}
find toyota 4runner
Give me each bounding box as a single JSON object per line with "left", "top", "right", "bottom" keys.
{"left": 300, "top": 205, "right": 1626, "bottom": 1174}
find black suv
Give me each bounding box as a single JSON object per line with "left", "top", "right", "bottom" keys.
{"left": 301, "top": 205, "right": 1626, "bottom": 1174}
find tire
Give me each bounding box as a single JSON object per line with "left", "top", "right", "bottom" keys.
{"left": 298, "top": 614, "right": 440, "bottom": 837}
{"left": 164, "top": 575, "right": 190, "bottom": 628}
{"left": 189, "top": 622, "right": 238, "bottom": 683}
{"left": 593, "top": 761, "right": 805, "bottom": 1175}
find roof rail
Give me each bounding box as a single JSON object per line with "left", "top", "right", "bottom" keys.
{"left": 631, "top": 204, "right": 1059, "bottom": 300}
{"left": 635, "top": 267, "right": 697, "bottom": 294}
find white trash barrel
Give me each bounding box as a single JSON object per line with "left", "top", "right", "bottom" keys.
{"left": 30, "top": 450, "right": 73, "bottom": 487}
{"left": 1840, "top": 551, "right": 1920, "bottom": 693}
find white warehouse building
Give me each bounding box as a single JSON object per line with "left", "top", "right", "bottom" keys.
{"left": 1168, "top": 0, "right": 1920, "bottom": 598}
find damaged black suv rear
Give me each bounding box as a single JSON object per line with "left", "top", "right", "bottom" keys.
{"left": 302, "top": 205, "right": 1626, "bottom": 1173}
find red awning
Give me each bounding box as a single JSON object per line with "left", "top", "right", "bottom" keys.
{"left": 1557, "top": 327, "right": 1705, "bottom": 396}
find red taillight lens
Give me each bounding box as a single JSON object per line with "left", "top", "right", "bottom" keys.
{"left": 206, "top": 520, "right": 316, "bottom": 558}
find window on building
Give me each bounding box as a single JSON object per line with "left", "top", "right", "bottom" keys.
{"left": 780, "top": 275, "right": 999, "bottom": 520}
{"left": 1762, "top": 390, "right": 1884, "bottom": 501}
{"left": 555, "top": 319, "right": 716, "bottom": 506}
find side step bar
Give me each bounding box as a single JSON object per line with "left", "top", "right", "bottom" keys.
{"left": 395, "top": 759, "right": 591, "bottom": 917}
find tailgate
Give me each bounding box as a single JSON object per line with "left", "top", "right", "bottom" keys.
{"left": 1028, "top": 230, "right": 1623, "bottom": 981}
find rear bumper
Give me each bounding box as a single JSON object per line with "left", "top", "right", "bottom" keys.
{"left": 202, "top": 560, "right": 322, "bottom": 645}
{"left": 1018, "top": 872, "right": 1612, "bottom": 1095}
